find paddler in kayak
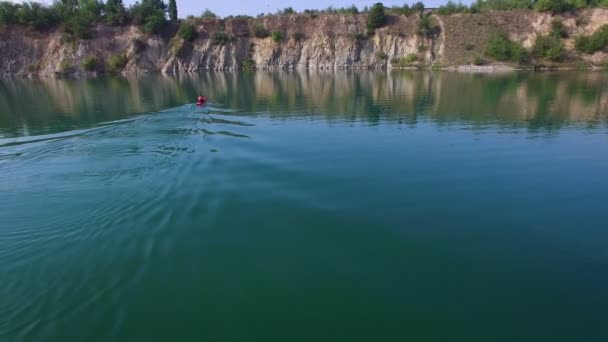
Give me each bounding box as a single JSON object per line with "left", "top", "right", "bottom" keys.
{"left": 196, "top": 96, "right": 207, "bottom": 106}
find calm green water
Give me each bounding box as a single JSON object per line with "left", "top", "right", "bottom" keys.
{"left": 1, "top": 71, "right": 608, "bottom": 341}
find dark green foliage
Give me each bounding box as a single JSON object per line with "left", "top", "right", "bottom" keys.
{"left": 376, "top": 51, "right": 388, "bottom": 60}
{"left": 168, "top": 0, "right": 177, "bottom": 21}
{"left": 575, "top": 24, "right": 608, "bottom": 54}
{"left": 485, "top": 32, "right": 529, "bottom": 64}
{"left": 292, "top": 31, "right": 305, "bottom": 41}
{"left": 471, "top": 0, "right": 533, "bottom": 11}
{"left": 412, "top": 2, "right": 425, "bottom": 12}
{"left": 106, "top": 53, "right": 127, "bottom": 73}
{"left": 129, "top": 0, "right": 167, "bottom": 34}
{"left": 344, "top": 5, "right": 359, "bottom": 14}
{"left": 212, "top": 31, "right": 233, "bottom": 45}
{"left": 200, "top": 9, "right": 216, "bottom": 18}
{"left": 473, "top": 55, "right": 485, "bottom": 65}
{"left": 533, "top": 34, "right": 565, "bottom": 61}
{"left": 551, "top": 18, "right": 568, "bottom": 38}
{"left": 417, "top": 13, "right": 437, "bottom": 38}
{"left": 391, "top": 4, "right": 414, "bottom": 16}
{"left": 176, "top": 21, "right": 196, "bottom": 41}
{"left": 350, "top": 31, "right": 367, "bottom": 41}
{"left": 366, "top": 3, "right": 386, "bottom": 35}
{"left": 252, "top": 25, "right": 269, "bottom": 38}
{"left": 271, "top": 30, "right": 283, "bottom": 42}
{"left": 1, "top": 2, "right": 60, "bottom": 30}
{"left": 82, "top": 55, "right": 99, "bottom": 71}
{"left": 437, "top": 1, "right": 470, "bottom": 15}
{"left": 485, "top": 32, "right": 513, "bottom": 61}
{"left": 278, "top": 7, "right": 295, "bottom": 15}
{"left": 0, "top": 2, "right": 19, "bottom": 25}
{"left": 104, "top": 0, "right": 127, "bottom": 25}
{"left": 391, "top": 54, "right": 418, "bottom": 67}
{"left": 242, "top": 58, "right": 255, "bottom": 70}
{"left": 534, "top": 0, "right": 572, "bottom": 13}
{"left": 58, "top": 59, "right": 74, "bottom": 74}
{"left": 464, "top": 43, "right": 475, "bottom": 50}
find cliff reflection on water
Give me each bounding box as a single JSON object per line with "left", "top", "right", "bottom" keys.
{"left": 1, "top": 71, "right": 607, "bottom": 137}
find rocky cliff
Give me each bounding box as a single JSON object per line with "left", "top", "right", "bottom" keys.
{"left": 1, "top": 8, "right": 607, "bottom": 77}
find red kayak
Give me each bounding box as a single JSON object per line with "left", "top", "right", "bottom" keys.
{"left": 196, "top": 96, "right": 207, "bottom": 107}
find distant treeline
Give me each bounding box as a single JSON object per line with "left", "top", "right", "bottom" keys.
{"left": 0, "top": 0, "right": 176, "bottom": 37}
{"left": 435, "top": 0, "right": 608, "bottom": 14}
{"left": 1, "top": 0, "right": 608, "bottom": 40}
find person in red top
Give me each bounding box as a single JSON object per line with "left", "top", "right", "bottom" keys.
{"left": 196, "top": 96, "right": 207, "bottom": 106}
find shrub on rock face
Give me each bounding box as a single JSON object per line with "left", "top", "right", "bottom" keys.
{"left": 485, "top": 32, "right": 529, "bottom": 64}
{"left": 271, "top": 30, "right": 283, "bottom": 42}
{"left": 252, "top": 25, "right": 270, "bottom": 38}
{"left": 575, "top": 24, "right": 608, "bottom": 54}
{"left": 82, "top": 55, "right": 99, "bottom": 71}
{"left": 376, "top": 51, "right": 388, "bottom": 60}
{"left": 212, "top": 31, "right": 234, "bottom": 45}
{"left": 242, "top": 58, "right": 255, "bottom": 70}
{"left": 417, "top": 13, "right": 438, "bottom": 38}
{"left": 533, "top": 34, "right": 565, "bottom": 61}
{"left": 107, "top": 53, "right": 127, "bottom": 73}
{"left": 534, "top": 0, "right": 571, "bottom": 13}
{"left": 177, "top": 22, "right": 197, "bottom": 42}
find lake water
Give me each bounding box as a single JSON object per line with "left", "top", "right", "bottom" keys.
{"left": 1, "top": 71, "right": 607, "bottom": 341}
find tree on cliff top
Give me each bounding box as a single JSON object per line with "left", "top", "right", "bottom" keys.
{"left": 168, "top": 0, "right": 177, "bottom": 21}
{"left": 129, "top": 0, "right": 167, "bottom": 33}
{"left": 104, "top": 0, "right": 126, "bottom": 25}
{"left": 367, "top": 3, "right": 386, "bottom": 35}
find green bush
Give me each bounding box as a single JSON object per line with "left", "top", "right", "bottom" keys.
{"left": 471, "top": 0, "right": 533, "bottom": 11}
{"left": 485, "top": 32, "right": 529, "bottom": 64}
{"left": 575, "top": 24, "right": 608, "bottom": 54}
{"left": 278, "top": 7, "right": 295, "bottom": 15}
{"left": 200, "top": 9, "right": 216, "bottom": 19}
{"left": 534, "top": 0, "right": 572, "bottom": 13}
{"left": 58, "top": 59, "right": 74, "bottom": 74}
{"left": 412, "top": 1, "right": 425, "bottom": 12}
{"left": 107, "top": 53, "right": 127, "bottom": 73}
{"left": 271, "top": 30, "right": 283, "bottom": 42}
{"left": 551, "top": 18, "right": 568, "bottom": 38}
{"left": 339, "top": 5, "right": 359, "bottom": 14}
{"left": 177, "top": 21, "right": 197, "bottom": 42}
{"left": 82, "top": 55, "right": 99, "bottom": 71}
{"left": 350, "top": 32, "right": 367, "bottom": 41}
{"left": 437, "top": 1, "right": 470, "bottom": 15}
{"left": 391, "top": 54, "right": 418, "bottom": 67}
{"left": 473, "top": 55, "right": 485, "bottom": 65}
{"left": 376, "top": 51, "right": 388, "bottom": 60}
{"left": 366, "top": 2, "right": 386, "bottom": 35}
{"left": 242, "top": 58, "right": 255, "bottom": 70}
{"left": 212, "top": 31, "right": 233, "bottom": 45}
{"left": 533, "top": 34, "right": 565, "bottom": 61}
{"left": 417, "top": 13, "right": 437, "bottom": 38}
{"left": 252, "top": 25, "right": 270, "bottom": 38}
